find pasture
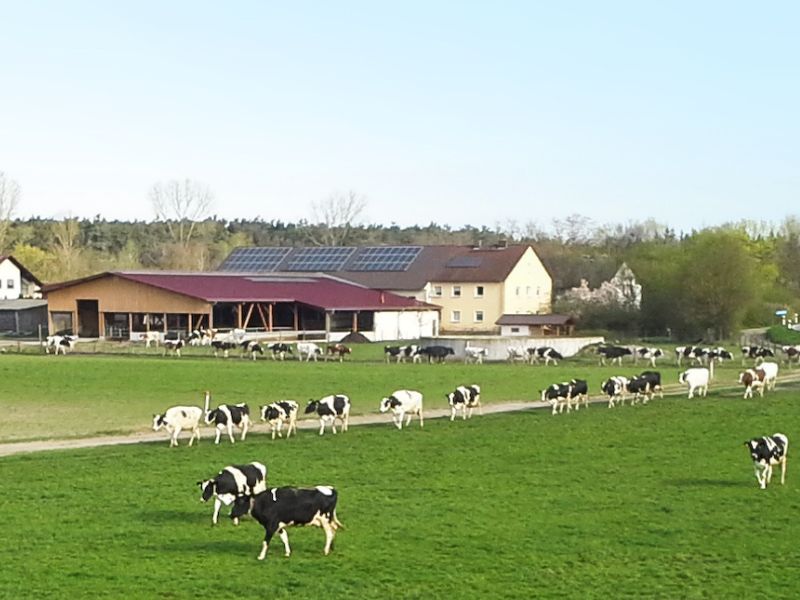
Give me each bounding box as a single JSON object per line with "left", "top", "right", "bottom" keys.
{"left": 1, "top": 389, "right": 800, "bottom": 598}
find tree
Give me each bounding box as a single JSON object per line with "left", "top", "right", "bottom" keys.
{"left": 150, "top": 179, "right": 214, "bottom": 247}
{"left": 0, "top": 171, "right": 21, "bottom": 253}
{"left": 50, "top": 217, "right": 84, "bottom": 279}
{"left": 307, "top": 190, "right": 367, "bottom": 246}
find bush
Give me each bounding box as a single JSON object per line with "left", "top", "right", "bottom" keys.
{"left": 765, "top": 325, "right": 800, "bottom": 345}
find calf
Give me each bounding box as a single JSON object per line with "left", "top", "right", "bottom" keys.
{"left": 297, "top": 341, "right": 323, "bottom": 362}
{"left": 305, "top": 394, "right": 351, "bottom": 435}
{"left": 232, "top": 485, "right": 343, "bottom": 560}
{"left": 203, "top": 391, "right": 251, "bottom": 444}
{"left": 506, "top": 347, "right": 527, "bottom": 363}
{"left": 240, "top": 340, "right": 264, "bottom": 360}
{"left": 152, "top": 405, "right": 203, "bottom": 447}
{"left": 143, "top": 331, "right": 162, "bottom": 347}
{"left": 601, "top": 376, "right": 629, "bottom": 408}
{"left": 745, "top": 434, "right": 789, "bottom": 489}
{"left": 418, "top": 345, "right": 455, "bottom": 364}
{"left": 383, "top": 344, "right": 421, "bottom": 363}
{"left": 45, "top": 334, "right": 77, "bottom": 355}
{"left": 379, "top": 389, "right": 424, "bottom": 429}
{"left": 541, "top": 382, "right": 572, "bottom": 415}
{"left": 163, "top": 338, "right": 185, "bottom": 357}
{"left": 598, "top": 345, "right": 632, "bottom": 366}
{"left": 325, "top": 343, "right": 352, "bottom": 362}
{"left": 446, "top": 385, "right": 482, "bottom": 420}
{"left": 464, "top": 347, "right": 488, "bottom": 364}
{"left": 739, "top": 368, "right": 766, "bottom": 399}
{"left": 267, "top": 342, "right": 293, "bottom": 360}
{"left": 528, "top": 346, "right": 563, "bottom": 366}
{"left": 636, "top": 347, "right": 664, "bottom": 367}
{"left": 197, "top": 461, "right": 268, "bottom": 525}
{"left": 259, "top": 400, "right": 299, "bottom": 440}
{"left": 679, "top": 367, "right": 709, "bottom": 398}
{"left": 211, "top": 340, "right": 237, "bottom": 358}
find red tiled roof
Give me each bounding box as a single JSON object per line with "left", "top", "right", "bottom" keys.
{"left": 44, "top": 271, "right": 438, "bottom": 312}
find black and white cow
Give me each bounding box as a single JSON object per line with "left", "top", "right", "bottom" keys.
{"left": 745, "top": 434, "right": 789, "bottom": 489}
{"left": 305, "top": 394, "right": 351, "bottom": 435}
{"left": 44, "top": 334, "right": 77, "bottom": 355}
{"left": 636, "top": 371, "right": 663, "bottom": 400}
{"left": 418, "top": 345, "right": 455, "bottom": 364}
{"left": 259, "top": 400, "right": 299, "bottom": 440}
{"left": 267, "top": 342, "right": 293, "bottom": 361}
{"left": 297, "top": 342, "right": 323, "bottom": 362}
{"left": 240, "top": 340, "right": 264, "bottom": 360}
{"left": 527, "top": 346, "right": 563, "bottom": 366}
{"left": 379, "top": 389, "right": 424, "bottom": 429}
{"left": 598, "top": 345, "right": 632, "bottom": 366}
{"left": 211, "top": 340, "right": 237, "bottom": 358}
{"left": 601, "top": 376, "right": 629, "bottom": 408}
{"left": 506, "top": 347, "right": 527, "bottom": 363}
{"left": 231, "top": 485, "right": 343, "bottom": 559}
{"left": 541, "top": 382, "right": 572, "bottom": 415}
{"left": 163, "top": 338, "right": 185, "bottom": 357}
{"left": 383, "top": 345, "right": 421, "bottom": 363}
{"left": 464, "top": 347, "right": 488, "bottom": 364}
{"left": 675, "top": 346, "right": 704, "bottom": 366}
{"left": 152, "top": 405, "right": 204, "bottom": 447}
{"left": 446, "top": 385, "right": 482, "bottom": 420}
{"left": 568, "top": 378, "right": 589, "bottom": 410}
{"left": 203, "top": 391, "right": 251, "bottom": 444}
{"left": 197, "top": 461, "right": 268, "bottom": 525}
{"left": 625, "top": 376, "right": 652, "bottom": 405}
{"left": 706, "top": 347, "right": 733, "bottom": 364}
{"left": 636, "top": 347, "right": 664, "bottom": 367}
{"left": 741, "top": 345, "right": 775, "bottom": 365}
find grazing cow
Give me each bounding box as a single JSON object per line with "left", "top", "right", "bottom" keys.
{"left": 305, "top": 394, "right": 351, "bottom": 435}
{"left": 211, "top": 340, "right": 237, "bottom": 358}
{"left": 143, "top": 331, "right": 162, "bottom": 348}
{"left": 601, "top": 376, "right": 629, "bottom": 408}
{"left": 152, "top": 405, "right": 203, "bottom": 447}
{"left": 231, "top": 485, "right": 343, "bottom": 559}
{"left": 741, "top": 345, "right": 775, "bottom": 365}
{"left": 568, "top": 378, "right": 589, "bottom": 410}
{"left": 203, "top": 391, "right": 251, "bottom": 444}
{"left": 745, "top": 434, "right": 789, "bottom": 489}
{"left": 757, "top": 361, "right": 779, "bottom": 392}
{"left": 464, "top": 347, "right": 488, "bottom": 364}
{"left": 383, "top": 344, "right": 421, "bottom": 364}
{"left": 781, "top": 345, "right": 800, "bottom": 365}
{"left": 197, "top": 462, "right": 268, "bottom": 525}
{"left": 325, "top": 343, "right": 352, "bottom": 362}
{"left": 636, "top": 347, "right": 664, "bottom": 367}
{"left": 679, "top": 367, "right": 709, "bottom": 398}
{"left": 625, "top": 376, "right": 653, "bottom": 405}
{"left": 240, "top": 340, "right": 264, "bottom": 360}
{"left": 446, "top": 385, "right": 482, "bottom": 420}
{"left": 259, "top": 400, "right": 299, "bottom": 440}
{"left": 527, "top": 346, "right": 563, "bottom": 366}
{"left": 598, "top": 345, "right": 632, "bottom": 366}
{"left": 418, "top": 345, "right": 455, "bottom": 364}
{"left": 267, "top": 342, "right": 293, "bottom": 360}
{"left": 739, "top": 368, "right": 766, "bottom": 399}
{"left": 379, "top": 389, "right": 424, "bottom": 429}
{"left": 297, "top": 342, "right": 323, "bottom": 362}
{"left": 636, "top": 371, "right": 663, "bottom": 400}
{"left": 506, "top": 347, "right": 527, "bottom": 363}
{"left": 541, "top": 382, "right": 573, "bottom": 415}
{"left": 44, "top": 334, "right": 77, "bottom": 355}
{"left": 706, "top": 347, "right": 733, "bottom": 364}
{"left": 163, "top": 338, "right": 185, "bottom": 357}
{"left": 675, "top": 346, "right": 705, "bottom": 366}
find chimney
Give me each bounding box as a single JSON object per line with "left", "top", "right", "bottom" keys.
{"left": 495, "top": 239, "right": 508, "bottom": 249}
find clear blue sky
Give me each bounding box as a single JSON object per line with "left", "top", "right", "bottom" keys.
{"left": 1, "top": 1, "right": 797, "bottom": 232}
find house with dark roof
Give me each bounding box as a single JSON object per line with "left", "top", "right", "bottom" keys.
{"left": 43, "top": 271, "right": 440, "bottom": 342}
{"left": 219, "top": 242, "right": 553, "bottom": 333}
{"left": 0, "top": 255, "right": 42, "bottom": 300}
{"left": 0, "top": 256, "right": 47, "bottom": 336}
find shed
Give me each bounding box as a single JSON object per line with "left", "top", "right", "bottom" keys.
{"left": 496, "top": 314, "right": 575, "bottom": 337}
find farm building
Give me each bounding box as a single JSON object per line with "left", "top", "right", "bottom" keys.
{"left": 42, "top": 271, "right": 440, "bottom": 341}
{"left": 0, "top": 255, "right": 47, "bottom": 336}
{"left": 496, "top": 314, "right": 576, "bottom": 337}
{"left": 0, "top": 255, "right": 42, "bottom": 300}
{"left": 219, "top": 242, "right": 552, "bottom": 334}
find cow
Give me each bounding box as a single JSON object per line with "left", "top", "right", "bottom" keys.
{"left": 675, "top": 346, "right": 705, "bottom": 366}
{"left": 211, "top": 340, "right": 237, "bottom": 358}
{"left": 259, "top": 401, "right": 299, "bottom": 440}
{"left": 379, "top": 389, "right": 424, "bottom": 429}
{"left": 383, "top": 345, "right": 421, "bottom": 363}
{"left": 679, "top": 367, "right": 709, "bottom": 398}
{"left": 446, "top": 385, "right": 482, "bottom": 420}
{"left": 601, "top": 376, "right": 629, "bottom": 408}
{"left": 267, "top": 342, "right": 293, "bottom": 361}
{"left": 568, "top": 379, "right": 589, "bottom": 410}
{"left": 44, "top": 334, "right": 77, "bottom": 355}
{"left": 636, "top": 347, "right": 664, "bottom": 367}
{"left": 745, "top": 434, "right": 789, "bottom": 489}
{"left": 197, "top": 462, "right": 268, "bottom": 525}
{"left": 297, "top": 342, "right": 323, "bottom": 362}
{"left": 152, "top": 405, "right": 203, "bottom": 447}
{"left": 598, "top": 345, "right": 632, "bottom": 366}
{"left": 527, "top": 346, "right": 563, "bottom": 366}
{"left": 637, "top": 371, "right": 663, "bottom": 400}
{"left": 305, "top": 394, "right": 351, "bottom": 435}
{"left": 231, "top": 485, "right": 343, "bottom": 560}
{"left": 706, "top": 347, "right": 733, "bottom": 364}
{"left": 757, "top": 361, "right": 779, "bottom": 392}
{"left": 418, "top": 345, "right": 455, "bottom": 364}
{"left": 506, "top": 347, "right": 527, "bottom": 363}
{"left": 781, "top": 345, "right": 800, "bottom": 366}
{"left": 541, "top": 382, "right": 572, "bottom": 415}
{"left": 464, "top": 347, "right": 488, "bottom": 364}
{"left": 625, "top": 376, "right": 652, "bottom": 405}
{"left": 203, "top": 391, "right": 251, "bottom": 444}
{"left": 239, "top": 340, "right": 264, "bottom": 360}
{"left": 143, "top": 331, "right": 162, "bottom": 348}
{"left": 741, "top": 345, "right": 775, "bottom": 365}
{"left": 325, "top": 344, "right": 352, "bottom": 362}
{"left": 739, "top": 368, "right": 766, "bottom": 399}
{"left": 163, "top": 338, "right": 185, "bottom": 357}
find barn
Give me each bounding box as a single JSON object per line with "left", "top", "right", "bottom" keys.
{"left": 43, "top": 271, "right": 440, "bottom": 342}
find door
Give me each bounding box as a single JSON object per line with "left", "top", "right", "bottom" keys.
{"left": 77, "top": 299, "right": 100, "bottom": 337}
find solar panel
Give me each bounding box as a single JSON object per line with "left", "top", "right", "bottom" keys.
{"left": 283, "top": 247, "right": 357, "bottom": 271}
{"left": 219, "top": 247, "right": 291, "bottom": 272}
{"left": 348, "top": 246, "right": 423, "bottom": 271}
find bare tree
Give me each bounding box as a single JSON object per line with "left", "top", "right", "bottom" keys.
{"left": 307, "top": 190, "right": 367, "bottom": 246}
{"left": 0, "top": 171, "right": 21, "bottom": 253}
{"left": 150, "top": 179, "right": 214, "bottom": 247}
{"left": 51, "top": 217, "right": 83, "bottom": 278}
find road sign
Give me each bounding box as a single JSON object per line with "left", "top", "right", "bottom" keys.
{"left": 776, "top": 309, "right": 788, "bottom": 316}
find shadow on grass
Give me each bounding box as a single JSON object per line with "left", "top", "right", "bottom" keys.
{"left": 159, "top": 539, "right": 255, "bottom": 554}
{"left": 667, "top": 478, "right": 741, "bottom": 488}
{"left": 139, "top": 508, "right": 199, "bottom": 523}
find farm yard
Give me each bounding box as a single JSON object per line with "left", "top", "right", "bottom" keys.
{"left": 1, "top": 344, "right": 800, "bottom": 598}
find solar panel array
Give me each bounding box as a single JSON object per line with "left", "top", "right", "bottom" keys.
{"left": 283, "top": 247, "right": 357, "bottom": 271}
{"left": 219, "top": 247, "right": 291, "bottom": 272}
{"left": 348, "top": 246, "right": 423, "bottom": 271}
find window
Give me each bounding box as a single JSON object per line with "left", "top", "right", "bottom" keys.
{"left": 511, "top": 327, "right": 520, "bottom": 333}
{"left": 474, "top": 310, "right": 484, "bottom": 323}
{"left": 6, "top": 279, "right": 13, "bottom": 289}
{"left": 515, "top": 286, "right": 521, "bottom": 296}
{"left": 452, "top": 285, "right": 461, "bottom": 298}
{"left": 526, "top": 286, "right": 531, "bottom": 297}
{"left": 475, "top": 285, "right": 484, "bottom": 298}
{"left": 51, "top": 311, "right": 73, "bottom": 335}
{"left": 451, "top": 310, "right": 461, "bottom": 323}
{"left": 432, "top": 285, "right": 443, "bottom": 297}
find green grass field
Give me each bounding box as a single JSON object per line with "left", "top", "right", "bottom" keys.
{"left": 1, "top": 391, "right": 799, "bottom": 598}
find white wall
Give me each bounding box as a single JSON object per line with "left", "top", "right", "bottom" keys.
{"left": 0, "top": 260, "right": 21, "bottom": 300}
{"left": 374, "top": 310, "right": 439, "bottom": 341}
{"left": 419, "top": 335, "right": 605, "bottom": 360}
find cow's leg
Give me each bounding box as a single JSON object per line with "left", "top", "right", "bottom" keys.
{"left": 418, "top": 409, "right": 424, "bottom": 428}
{"left": 212, "top": 498, "right": 222, "bottom": 525}
{"left": 331, "top": 418, "right": 338, "bottom": 435}
{"left": 766, "top": 464, "right": 774, "bottom": 485}
{"left": 241, "top": 420, "right": 249, "bottom": 441}
{"left": 319, "top": 419, "right": 325, "bottom": 436}
{"left": 321, "top": 518, "right": 335, "bottom": 555}
{"left": 781, "top": 456, "right": 788, "bottom": 485}
{"left": 343, "top": 413, "right": 349, "bottom": 432}
{"left": 214, "top": 427, "right": 222, "bottom": 444}
{"left": 450, "top": 407, "right": 456, "bottom": 421}
{"left": 278, "top": 527, "right": 292, "bottom": 557}
{"left": 405, "top": 412, "right": 412, "bottom": 427}
{"left": 190, "top": 426, "right": 200, "bottom": 446}
{"left": 257, "top": 525, "right": 278, "bottom": 560}
{"left": 227, "top": 424, "right": 235, "bottom": 444}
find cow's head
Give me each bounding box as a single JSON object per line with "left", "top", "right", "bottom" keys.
{"left": 197, "top": 479, "right": 216, "bottom": 502}
{"left": 379, "top": 397, "right": 399, "bottom": 412}
{"left": 152, "top": 414, "right": 165, "bottom": 431}
{"left": 305, "top": 400, "right": 319, "bottom": 414}
{"left": 230, "top": 495, "right": 253, "bottom": 521}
